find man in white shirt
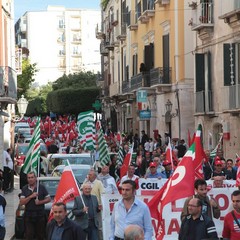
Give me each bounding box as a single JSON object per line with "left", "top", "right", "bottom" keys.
{"left": 3, "top": 148, "right": 13, "bottom": 193}
{"left": 119, "top": 165, "right": 139, "bottom": 189}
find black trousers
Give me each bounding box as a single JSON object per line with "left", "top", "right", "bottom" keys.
{"left": 3, "top": 167, "right": 11, "bottom": 191}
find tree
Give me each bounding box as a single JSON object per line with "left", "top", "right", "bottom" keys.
{"left": 17, "top": 59, "right": 38, "bottom": 98}
{"left": 52, "top": 71, "right": 97, "bottom": 91}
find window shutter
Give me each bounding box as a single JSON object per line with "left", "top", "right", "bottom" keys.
{"left": 195, "top": 53, "right": 205, "bottom": 92}
{"left": 223, "top": 43, "right": 235, "bottom": 86}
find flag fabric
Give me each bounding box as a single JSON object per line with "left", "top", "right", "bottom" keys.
{"left": 210, "top": 135, "right": 223, "bottom": 158}
{"left": 120, "top": 143, "right": 134, "bottom": 178}
{"left": 115, "top": 143, "right": 124, "bottom": 182}
{"left": 98, "top": 127, "right": 110, "bottom": 167}
{"left": 148, "top": 144, "right": 196, "bottom": 239}
{"left": 193, "top": 125, "right": 205, "bottom": 179}
{"left": 22, "top": 117, "right": 41, "bottom": 174}
{"left": 236, "top": 164, "right": 240, "bottom": 187}
{"left": 165, "top": 137, "right": 174, "bottom": 169}
{"left": 48, "top": 162, "right": 81, "bottom": 221}
{"left": 77, "top": 110, "right": 95, "bottom": 151}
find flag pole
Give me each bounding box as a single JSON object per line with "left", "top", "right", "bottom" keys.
{"left": 36, "top": 156, "right": 40, "bottom": 199}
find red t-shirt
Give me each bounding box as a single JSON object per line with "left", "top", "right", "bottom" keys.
{"left": 222, "top": 210, "right": 240, "bottom": 240}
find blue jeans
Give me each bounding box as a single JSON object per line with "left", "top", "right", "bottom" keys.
{"left": 85, "top": 220, "right": 98, "bottom": 240}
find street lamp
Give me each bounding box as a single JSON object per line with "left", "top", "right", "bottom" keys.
{"left": 165, "top": 99, "right": 178, "bottom": 138}
{"left": 122, "top": 104, "right": 127, "bottom": 133}
{"left": 17, "top": 95, "right": 28, "bottom": 118}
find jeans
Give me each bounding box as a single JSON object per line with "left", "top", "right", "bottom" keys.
{"left": 85, "top": 220, "right": 98, "bottom": 240}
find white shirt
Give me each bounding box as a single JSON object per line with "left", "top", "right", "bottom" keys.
{"left": 119, "top": 174, "right": 139, "bottom": 187}
{"left": 3, "top": 151, "right": 13, "bottom": 169}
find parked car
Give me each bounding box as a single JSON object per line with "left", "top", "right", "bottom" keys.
{"left": 46, "top": 153, "right": 95, "bottom": 175}
{"left": 15, "top": 142, "right": 48, "bottom": 175}
{"left": 51, "top": 164, "right": 90, "bottom": 186}
{"left": 14, "top": 122, "right": 30, "bottom": 143}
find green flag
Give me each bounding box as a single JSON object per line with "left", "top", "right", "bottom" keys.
{"left": 22, "top": 118, "right": 40, "bottom": 174}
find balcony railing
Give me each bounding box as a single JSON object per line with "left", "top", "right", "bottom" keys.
{"left": 150, "top": 67, "right": 172, "bottom": 86}
{"left": 0, "top": 66, "right": 17, "bottom": 99}
{"left": 195, "top": 90, "right": 213, "bottom": 113}
{"left": 100, "top": 42, "right": 109, "bottom": 56}
{"left": 131, "top": 73, "right": 150, "bottom": 91}
{"left": 122, "top": 81, "right": 130, "bottom": 94}
{"left": 191, "top": 2, "right": 214, "bottom": 31}
{"left": 222, "top": 84, "right": 240, "bottom": 110}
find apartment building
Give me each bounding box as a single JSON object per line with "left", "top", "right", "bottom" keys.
{"left": 191, "top": 0, "right": 240, "bottom": 158}
{"left": 0, "top": 0, "right": 17, "bottom": 168}
{"left": 97, "top": 0, "right": 195, "bottom": 142}
{"left": 15, "top": 6, "right": 101, "bottom": 85}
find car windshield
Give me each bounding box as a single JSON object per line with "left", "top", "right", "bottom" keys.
{"left": 39, "top": 179, "right": 60, "bottom": 197}
{"left": 52, "top": 167, "right": 89, "bottom": 185}
{"left": 18, "top": 145, "right": 29, "bottom": 155}
{"left": 48, "top": 155, "right": 93, "bottom": 173}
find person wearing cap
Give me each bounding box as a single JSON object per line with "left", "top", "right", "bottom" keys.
{"left": 144, "top": 156, "right": 164, "bottom": 176}
{"left": 211, "top": 159, "right": 226, "bottom": 179}
{"left": 145, "top": 162, "right": 162, "bottom": 179}
{"left": 160, "top": 160, "right": 174, "bottom": 179}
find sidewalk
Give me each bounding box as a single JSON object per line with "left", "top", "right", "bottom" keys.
{"left": 4, "top": 176, "right": 21, "bottom": 240}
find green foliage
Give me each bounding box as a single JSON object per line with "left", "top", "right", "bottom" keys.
{"left": 52, "top": 71, "right": 97, "bottom": 91}
{"left": 26, "top": 97, "right": 47, "bottom": 116}
{"left": 17, "top": 59, "right": 38, "bottom": 98}
{"left": 101, "top": 0, "right": 110, "bottom": 10}
{"left": 46, "top": 87, "right": 100, "bottom": 115}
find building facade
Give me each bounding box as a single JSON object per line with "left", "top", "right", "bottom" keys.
{"left": 15, "top": 6, "right": 101, "bottom": 86}
{"left": 0, "top": 0, "right": 17, "bottom": 169}
{"left": 192, "top": 0, "right": 240, "bottom": 158}
{"left": 98, "top": 0, "right": 195, "bottom": 143}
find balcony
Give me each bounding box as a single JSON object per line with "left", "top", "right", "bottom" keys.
{"left": 130, "top": 73, "right": 150, "bottom": 92}
{"left": 105, "top": 40, "right": 114, "bottom": 51}
{"left": 155, "top": 0, "right": 170, "bottom": 6}
{"left": 95, "top": 25, "right": 105, "bottom": 40}
{"left": 0, "top": 66, "right": 17, "bottom": 105}
{"left": 221, "top": 84, "right": 240, "bottom": 113}
{"left": 142, "top": 0, "right": 155, "bottom": 18}
{"left": 116, "top": 24, "right": 127, "bottom": 41}
{"left": 128, "top": 11, "right": 138, "bottom": 31}
{"left": 71, "top": 65, "right": 81, "bottom": 71}
{"left": 150, "top": 67, "right": 172, "bottom": 84}
{"left": 219, "top": 1, "right": 240, "bottom": 29}
{"left": 122, "top": 81, "right": 131, "bottom": 94}
{"left": 195, "top": 90, "right": 213, "bottom": 114}
{"left": 71, "top": 52, "right": 82, "bottom": 58}
{"left": 190, "top": 2, "right": 214, "bottom": 31}
{"left": 100, "top": 42, "right": 109, "bottom": 56}
{"left": 58, "top": 65, "right": 66, "bottom": 71}
{"left": 71, "top": 37, "right": 81, "bottom": 44}
{"left": 58, "top": 50, "right": 66, "bottom": 57}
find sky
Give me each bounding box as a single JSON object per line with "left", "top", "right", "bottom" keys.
{"left": 14, "top": 0, "right": 101, "bottom": 21}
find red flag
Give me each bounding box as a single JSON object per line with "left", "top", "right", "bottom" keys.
{"left": 194, "top": 127, "right": 205, "bottom": 179}
{"left": 165, "top": 137, "right": 174, "bottom": 169}
{"left": 48, "top": 163, "right": 81, "bottom": 221}
{"left": 148, "top": 144, "right": 196, "bottom": 239}
{"left": 120, "top": 144, "right": 134, "bottom": 178}
{"left": 236, "top": 164, "right": 240, "bottom": 187}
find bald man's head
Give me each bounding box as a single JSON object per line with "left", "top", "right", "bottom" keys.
{"left": 124, "top": 225, "right": 144, "bottom": 240}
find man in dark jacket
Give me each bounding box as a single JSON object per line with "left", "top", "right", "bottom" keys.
{"left": 179, "top": 198, "right": 218, "bottom": 240}
{"left": 46, "top": 202, "right": 86, "bottom": 240}
{"left": 72, "top": 183, "right": 100, "bottom": 240}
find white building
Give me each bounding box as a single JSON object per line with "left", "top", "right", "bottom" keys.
{"left": 15, "top": 6, "right": 101, "bottom": 85}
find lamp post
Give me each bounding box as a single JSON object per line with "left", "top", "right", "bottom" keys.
{"left": 165, "top": 99, "right": 178, "bottom": 138}
{"left": 122, "top": 104, "right": 127, "bottom": 133}
{"left": 17, "top": 95, "right": 29, "bottom": 119}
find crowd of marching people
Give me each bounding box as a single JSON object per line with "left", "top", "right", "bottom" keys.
{"left": 12, "top": 114, "right": 240, "bottom": 240}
